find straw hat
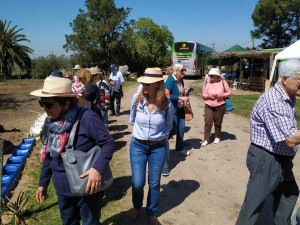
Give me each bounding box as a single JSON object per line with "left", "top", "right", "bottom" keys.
{"left": 89, "top": 67, "right": 100, "bottom": 75}
{"left": 30, "top": 75, "right": 81, "bottom": 97}
{"left": 208, "top": 68, "right": 221, "bottom": 76}
{"left": 137, "top": 67, "right": 165, "bottom": 84}
{"left": 73, "top": 65, "right": 81, "bottom": 70}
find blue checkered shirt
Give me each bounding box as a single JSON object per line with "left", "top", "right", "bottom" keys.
{"left": 250, "top": 83, "right": 298, "bottom": 156}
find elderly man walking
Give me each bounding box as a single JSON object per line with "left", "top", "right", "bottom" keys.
{"left": 109, "top": 64, "right": 124, "bottom": 117}
{"left": 236, "top": 59, "right": 300, "bottom": 225}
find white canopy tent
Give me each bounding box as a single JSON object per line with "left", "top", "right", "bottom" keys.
{"left": 269, "top": 40, "right": 300, "bottom": 82}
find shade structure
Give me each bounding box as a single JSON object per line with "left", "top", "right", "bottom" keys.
{"left": 269, "top": 40, "right": 300, "bottom": 82}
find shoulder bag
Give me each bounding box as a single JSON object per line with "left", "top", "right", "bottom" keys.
{"left": 184, "top": 100, "right": 193, "bottom": 121}
{"left": 222, "top": 81, "right": 234, "bottom": 112}
{"left": 61, "top": 108, "right": 113, "bottom": 196}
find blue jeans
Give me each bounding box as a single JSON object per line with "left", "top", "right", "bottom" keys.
{"left": 130, "top": 137, "right": 167, "bottom": 216}
{"left": 56, "top": 191, "right": 103, "bottom": 225}
{"left": 101, "top": 109, "right": 108, "bottom": 128}
{"left": 169, "top": 108, "right": 185, "bottom": 151}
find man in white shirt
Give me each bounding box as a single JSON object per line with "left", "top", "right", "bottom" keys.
{"left": 109, "top": 64, "right": 124, "bottom": 116}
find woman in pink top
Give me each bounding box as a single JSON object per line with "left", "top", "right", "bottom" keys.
{"left": 202, "top": 68, "right": 231, "bottom": 147}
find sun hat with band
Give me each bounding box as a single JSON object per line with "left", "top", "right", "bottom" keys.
{"left": 89, "top": 67, "right": 100, "bottom": 75}
{"left": 137, "top": 67, "right": 166, "bottom": 84}
{"left": 208, "top": 68, "right": 221, "bottom": 76}
{"left": 30, "top": 75, "right": 81, "bottom": 97}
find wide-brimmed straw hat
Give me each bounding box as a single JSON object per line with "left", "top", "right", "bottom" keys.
{"left": 73, "top": 65, "right": 81, "bottom": 70}
{"left": 208, "top": 68, "right": 221, "bottom": 76}
{"left": 30, "top": 75, "right": 81, "bottom": 97}
{"left": 137, "top": 67, "right": 165, "bottom": 84}
{"left": 89, "top": 67, "right": 100, "bottom": 75}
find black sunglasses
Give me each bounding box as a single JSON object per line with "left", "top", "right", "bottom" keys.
{"left": 181, "top": 69, "right": 186, "bottom": 73}
{"left": 38, "top": 100, "right": 56, "bottom": 109}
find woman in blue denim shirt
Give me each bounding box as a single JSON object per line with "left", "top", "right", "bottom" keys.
{"left": 129, "top": 67, "right": 174, "bottom": 225}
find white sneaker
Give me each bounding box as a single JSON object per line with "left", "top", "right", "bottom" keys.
{"left": 179, "top": 149, "right": 190, "bottom": 156}
{"left": 201, "top": 140, "right": 208, "bottom": 147}
{"left": 214, "top": 138, "right": 220, "bottom": 144}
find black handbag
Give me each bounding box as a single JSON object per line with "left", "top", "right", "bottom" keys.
{"left": 61, "top": 108, "right": 113, "bottom": 196}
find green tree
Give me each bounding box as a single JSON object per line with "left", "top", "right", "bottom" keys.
{"left": 31, "top": 54, "right": 73, "bottom": 79}
{"left": 130, "top": 17, "right": 174, "bottom": 71}
{"left": 63, "top": 0, "right": 132, "bottom": 69}
{"left": 251, "top": 0, "right": 300, "bottom": 49}
{"left": 0, "top": 20, "right": 33, "bottom": 80}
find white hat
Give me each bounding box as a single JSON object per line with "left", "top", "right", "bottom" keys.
{"left": 137, "top": 67, "right": 166, "bottom": 84}
{"left": 30, "top": 75, "right": 81, "bottom": 97}
{"left": 208, "top": 68, "right": 221, "bottom": 76}
{"left": 89, "top": 67, "right": 100, "bottom": 75}
{"left": 73, "top": 65, "right": 81, "bottom": 70}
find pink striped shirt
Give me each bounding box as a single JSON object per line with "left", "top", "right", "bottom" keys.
{"left": 203, "top": 80, "right": 232, "bottom": 107}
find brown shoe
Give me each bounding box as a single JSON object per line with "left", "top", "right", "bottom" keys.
{"left": 130, "top": 208, "right": 140, "bottom": 222}
{"left": 148, "top": 216, "right": 158, "bottom": 225}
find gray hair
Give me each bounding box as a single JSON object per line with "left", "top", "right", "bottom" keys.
{"left": 173, "top": 63, "right": 184, "bottom": 72}
{"left": 278, "top": 59, "right": 300, "bottom": 82}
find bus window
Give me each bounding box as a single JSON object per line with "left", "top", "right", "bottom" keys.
{"left": 174, "top": 42, "right": 195, "bottom": 53}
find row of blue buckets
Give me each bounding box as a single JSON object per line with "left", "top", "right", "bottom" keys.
{"left": 2, "top": 137, "right": 36, "bottom": 201}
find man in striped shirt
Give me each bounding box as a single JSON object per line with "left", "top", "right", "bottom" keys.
{"left": 236, "top": 59, "right": 300, "bottom": 225}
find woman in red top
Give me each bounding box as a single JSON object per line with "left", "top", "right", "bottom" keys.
{"left": 202, "top": 68, "right": 231, "bottom": 147}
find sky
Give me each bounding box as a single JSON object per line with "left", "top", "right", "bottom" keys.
{"left": 0, "top": 0, "right": 260, "bottom": 58}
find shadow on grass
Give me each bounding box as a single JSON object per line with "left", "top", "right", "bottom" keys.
{"left": 102, "top": 175, "right": 132, "bottom": 208}
{"left": 24, "top": 201, "right": 59, "bottom": 217}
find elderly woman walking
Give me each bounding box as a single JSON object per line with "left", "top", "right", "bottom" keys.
{"left": 202, "top": 68, "right": 231, "bottom": 146}
{"left": 165, "top": 63, "right": 190, "bottom": 156}
{"left": 129, "top": 68, "right": 173, "bottom": 225}
{"left": 31, "top": 74, "right": 115, "bottom": 225}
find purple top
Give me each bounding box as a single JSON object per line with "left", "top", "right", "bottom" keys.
{"left": 39, "top": 109, "right": 115, "bottom": 196}
{"left": 250, "top": 83, "right": 298, "bottom": 156}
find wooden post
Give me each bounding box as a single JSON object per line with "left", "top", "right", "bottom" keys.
{"left": 0, "top": 139, "right": 3, "bottom": 222}
{"left": 240, "top": 58, "right": 244, "bottom": 79}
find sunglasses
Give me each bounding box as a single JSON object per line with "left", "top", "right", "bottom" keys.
{"left": 181, "top": 69, "right": 186, "bottom": 73}
{"left": 38, "top": 100, "right": 56, "bottom": 109}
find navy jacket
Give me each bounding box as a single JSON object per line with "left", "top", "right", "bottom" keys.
{"left": 39, "top": 109, "right": 115, "bottom": 196}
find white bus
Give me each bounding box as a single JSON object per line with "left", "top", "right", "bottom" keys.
{"left": 171, "top": 41, "right": 215, "bottom": 77}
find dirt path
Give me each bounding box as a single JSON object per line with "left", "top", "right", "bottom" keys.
{"left": 2, "top": 79, "right": 300, "bottom": 224}
{"left": 104, "top": 79, "right": 300, "bottom": 225}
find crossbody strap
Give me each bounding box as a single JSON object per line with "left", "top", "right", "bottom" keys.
{"left": 66, "top": 107, "right": 86, "bottom": 149}
{"left": 222, "top": 80, "right": 226, "bottom": 94}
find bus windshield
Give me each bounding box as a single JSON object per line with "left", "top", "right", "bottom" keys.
{"left": 174, "top": 42, "right": 195, "bottom": 53}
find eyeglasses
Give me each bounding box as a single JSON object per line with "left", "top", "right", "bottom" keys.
{"left": 181, "top": 69, "right": 186, "bottom": 73}
{"left": 38, "top": 100, "right": 56, "bottom": 109}
{"left": 290, "top": 77, "right": 300, "bottom": 85}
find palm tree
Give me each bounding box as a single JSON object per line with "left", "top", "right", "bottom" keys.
{"left": 0, "top": 20, "right": 33, "bottom": 80}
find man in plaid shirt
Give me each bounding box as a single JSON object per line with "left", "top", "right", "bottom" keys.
{"left": 236, "top": 59, "right": 300, "bottom": 225}
{"left": 90, "top": 67, "right": 110, "bottom": 129}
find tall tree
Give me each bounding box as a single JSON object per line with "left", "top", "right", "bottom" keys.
{"left": 63, "top": 0, "right": 132, "bottom": 69}
{"left": 129, "top": 17, "right": 174, "bottom": 71}
{"left": 251, "top": 0, "right": 298, "bottom": 48}
{"left": 0, "top": 20, "right": 33, "bottom": 80}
